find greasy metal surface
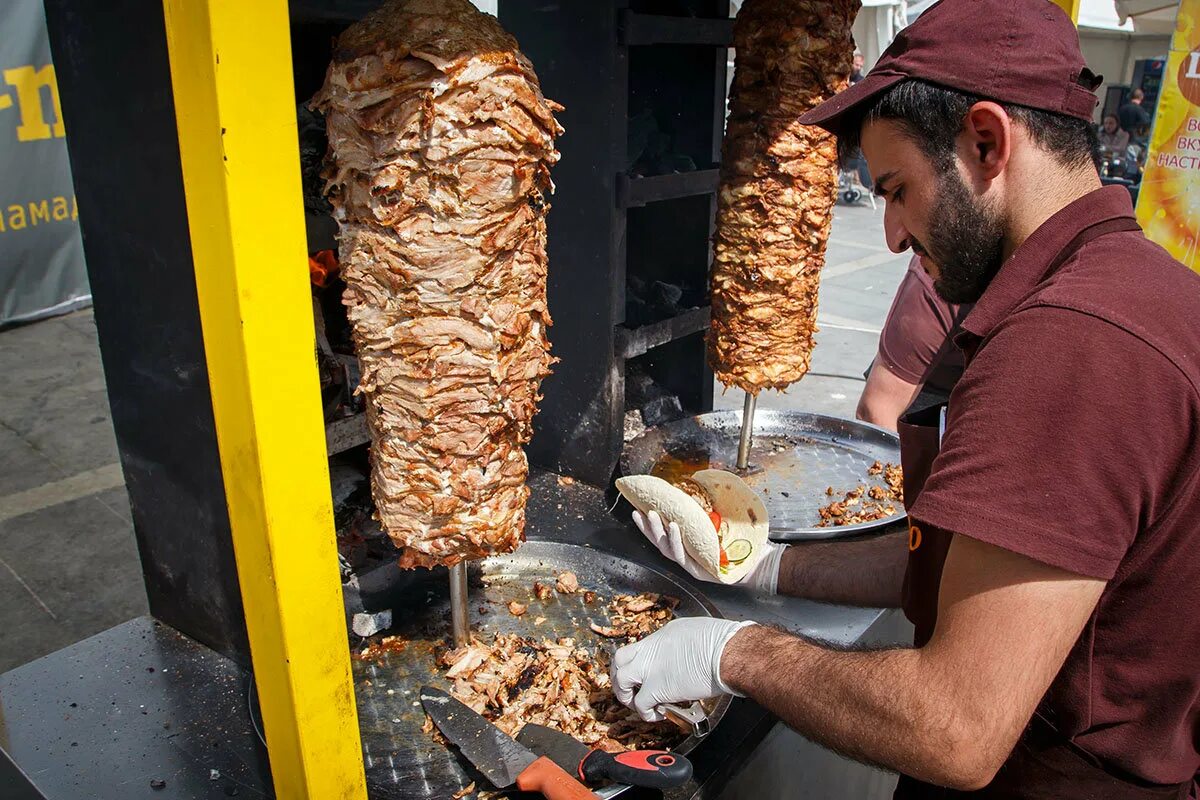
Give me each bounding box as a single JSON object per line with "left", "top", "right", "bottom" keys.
{"left": 621, "top": 410, "right": 905, "bottom": 540}
{"left": 419, "top": 687, "right": 536, "bottom": 788}
{"left": 352, "top": 540, "right": 730, "bottom": 800}
{"left": 0, "top": 616, "right": 273, "bottom": 799}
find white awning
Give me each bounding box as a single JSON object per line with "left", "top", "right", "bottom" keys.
{"left": 1115, "top": 0, "right": 1179, "bottom": 34}
{"left": 1080, "top": 0, "right": 1135, "bottom": 30}
{"left": 855, "top": 0, "right": 909, "bottom": 67}
{"left": 910, "top": 0, "right": 1172, "bottom": 35}
{"left": 1115, "top": 0, "right": 1178, "bottom": 17}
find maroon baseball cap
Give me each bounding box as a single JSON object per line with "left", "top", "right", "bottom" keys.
{"left": 799, "top": 0, "right": 1102, "bottom": 134}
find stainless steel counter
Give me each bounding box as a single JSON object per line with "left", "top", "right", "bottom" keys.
{"left": 0, "top": 468, "right": 907, "bottom": 799}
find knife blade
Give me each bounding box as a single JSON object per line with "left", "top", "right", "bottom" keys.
{"left": 420, "top": 687, "right": 599, "bottom": 800}
{"left": 517, "top": 723, "right": 693, "bottom": 789}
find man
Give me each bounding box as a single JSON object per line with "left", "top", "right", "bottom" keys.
{"left": 850, "top": 51, "right": 865, "bottom": 84}
{"left": 1098, "top": 112, "right": 1131, "bottom": 158}
{"left": 612, "top": 1, "right": 1200, "bottom": 797}
{"left": 1118, "top": 87, "right": 1151, "bottom": 138}
{"left": 857, "top": 254, "right": 968, "bottom": 431}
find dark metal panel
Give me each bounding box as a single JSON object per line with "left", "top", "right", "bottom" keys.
{"left": 502, "top": 0, "right": 630, "bottom": 485}
{"left": 618, "top": 10, "right": 734, "bottom": 46}
{"left": 617, "top": 169, "right": 721, "bottom": 207}
{"left": 326, "top": 413, "right": 370, "bottom": 456}
{"left": 0, "top": 748, "right": 47, "bottom": 800}
{"left": 42, "top": 0, "right": 250, "bottom": 663}
{"left": 290, "top": 0, "right": 382, "bottom": 24}
{"left": 616, "top": 306, "right": 711, "bottom": 359}
{"left": 0, "top": 617, "right": 273, "bottom": 799}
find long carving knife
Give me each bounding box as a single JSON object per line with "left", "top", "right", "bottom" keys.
{"left": 517, "top": 723, "right": 692, "bottom": 789}
{"left": 420, "top": 686, "right": 599, "bottom": 800}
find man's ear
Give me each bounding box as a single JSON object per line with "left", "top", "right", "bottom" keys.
{"left": 959, "top": 101, "right": 1010, "bottom": 184}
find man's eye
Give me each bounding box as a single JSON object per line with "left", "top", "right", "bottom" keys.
{"left": 893, "top": 187, "right": 904, "bottom": 202}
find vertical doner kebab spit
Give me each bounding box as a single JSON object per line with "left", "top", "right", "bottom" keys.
{"left": 708, "top": 0, "right": 859, "bottom": 466}
{"left": 313, "top": 0, "right": 562, "bottom": 641}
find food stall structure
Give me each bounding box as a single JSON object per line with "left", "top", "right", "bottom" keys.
{"left": 0, "top": 0, "right": 1089, "bottom": 798}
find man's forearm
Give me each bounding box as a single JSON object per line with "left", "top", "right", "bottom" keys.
{"left": 721, "top": 624, "right": 974, "bottom": 788}
{"left": 777, "top": 531, "right": 907, "bottom": 607}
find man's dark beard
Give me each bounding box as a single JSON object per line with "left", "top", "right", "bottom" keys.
{"left": 921, "top": 168, "right": 1006, "bottom": 304}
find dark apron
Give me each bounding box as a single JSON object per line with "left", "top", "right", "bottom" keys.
{"left": 892, "top": 214, "right": 1191, "bottom": 799}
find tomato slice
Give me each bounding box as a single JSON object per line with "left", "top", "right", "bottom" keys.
{"left": 719, "top": 547, "right": 729, "bottom": 568}
{"left": 708, "top": 511, "right": 722, "bottom": 532}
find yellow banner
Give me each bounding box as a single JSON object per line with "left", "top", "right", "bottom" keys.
{"left": 1048, "top": 0, "right": 1080, "bottom": 23}
{"left": 1136, "top": 1, "right": 1200, "bottom": 270}
{"left": 1173, "top": 0, "right": 1200, "bottom": 52}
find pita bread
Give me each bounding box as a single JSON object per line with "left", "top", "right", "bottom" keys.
{"left": 616, "top": 470, "right": 770, "bottom": 583}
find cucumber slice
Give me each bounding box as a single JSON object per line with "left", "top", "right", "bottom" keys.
{"left": 725, "top": 539, "right": 753, "bottom": 565}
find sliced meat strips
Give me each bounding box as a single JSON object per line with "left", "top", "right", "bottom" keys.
{"left": 312, "top": 0, "right": 563, "bottom": 568}
{"left": 707, "top": 0, "right": 858, "bottom": 394}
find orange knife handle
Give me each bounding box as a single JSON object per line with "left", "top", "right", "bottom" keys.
{"left": 516, "top": 755, "right": 600, "bottom": 799}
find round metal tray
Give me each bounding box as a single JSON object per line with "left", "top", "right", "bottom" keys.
{"left": 348, "top": 540, "right": 730, "bottom": 799}
{"left": 620, "top": 410, "right": 905, "bottom": 541}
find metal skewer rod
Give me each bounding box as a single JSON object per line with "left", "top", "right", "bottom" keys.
{"left": 449, "top": 561, "right": 470, "bottom": 647}
{"left": 736, "top": 391, "right": 757, "bottom": 471}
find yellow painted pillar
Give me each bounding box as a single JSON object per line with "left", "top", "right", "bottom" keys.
{"left": 160, "top": 1, "right": 367, "bottom": 797}
{"left": 1049, "top": 0, "right": 1082, "bottom": 22}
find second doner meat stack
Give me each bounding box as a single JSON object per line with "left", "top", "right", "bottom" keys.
{"left": 708, "top": 0, "right": 858, "bottom": 394}
{"left": 313, "top": 0, "right": 563, "bottom": 568}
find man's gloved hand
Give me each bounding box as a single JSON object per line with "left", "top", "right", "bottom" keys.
{"left": 633, "top": 510, "right": 786, "bottom": 594}
{"left": 612, "top": 617, "right": 756, "bottom": 721}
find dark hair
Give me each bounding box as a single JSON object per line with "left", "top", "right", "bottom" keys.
{"left": 836, "top": 79, "right": 1101, "bottom": 174}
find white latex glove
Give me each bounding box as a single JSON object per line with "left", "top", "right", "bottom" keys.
{"left": 612, "top": 617, "right": 757, "bottom": 721}
{"left": 633, "top": 510, "right": 786, "bottom": 594}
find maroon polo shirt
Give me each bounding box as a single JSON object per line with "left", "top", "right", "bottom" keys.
{"left": 877, "top": 255, "right": 969, "bottom": 395}
{"left": 909, "top": 186, "right": 1200, "bottom": 785}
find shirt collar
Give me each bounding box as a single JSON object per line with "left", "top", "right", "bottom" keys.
{"left": 957, "top": 185, "right": 1137, "bottom": 346}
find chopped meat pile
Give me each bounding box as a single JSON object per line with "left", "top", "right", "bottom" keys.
{"left": 591, "top": 593, "right": 680, "bottom": 641}
{"left": 312, "top": 0, "right": 563, "bottom": 568}
{"left": 707, "top": 0, "right": 858, "bottom": 393}
{"left": 817, "top": 462, "right": 904, "bottom": 527}
{"left": 433, "top": 591, "right": 683, "bottom": 751}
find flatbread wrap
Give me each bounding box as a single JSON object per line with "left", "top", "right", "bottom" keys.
{"left": 616, "top": 469, "right": 769, "bottom": 583}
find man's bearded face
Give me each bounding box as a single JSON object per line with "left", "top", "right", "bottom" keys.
{"left": 919, "top": 166, "right": 1006, "bottom": 304}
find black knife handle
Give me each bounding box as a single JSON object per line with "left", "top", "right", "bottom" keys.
{"left": 579, "top": 748, "right": 692, "bottom": 788}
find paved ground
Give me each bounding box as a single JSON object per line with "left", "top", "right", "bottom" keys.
{"left": 715, "top": 200, "right": 906, "bottom": 416}
{"left": 0, "top": 196, "right": 901, "bottom": 672}
{"left": 0, "top": 311, "right": 145, "bottom": 672}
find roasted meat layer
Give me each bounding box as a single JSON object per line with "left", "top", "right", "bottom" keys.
{"left": 313, "top": 0, "right": 562, "bottom": 567}
{"left": 708, "top": 0, "right": 858, "bottom": 393}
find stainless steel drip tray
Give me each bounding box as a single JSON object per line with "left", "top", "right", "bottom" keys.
{"left": 620, "top": 410, "right": 906, "bottom": 541}
{"left": 350, "top": 540, "right": 730, "bottom": 799}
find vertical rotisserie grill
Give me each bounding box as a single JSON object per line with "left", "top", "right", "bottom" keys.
{"left": 707, "top": 0, "right": 858, "bottom": 395}
{"left": 312, "top": 0, "right": 563, "bottom": 568}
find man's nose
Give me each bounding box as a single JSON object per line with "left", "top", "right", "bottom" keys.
{"left": 883, "top": 205, "right": 911, "bottom": 254}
